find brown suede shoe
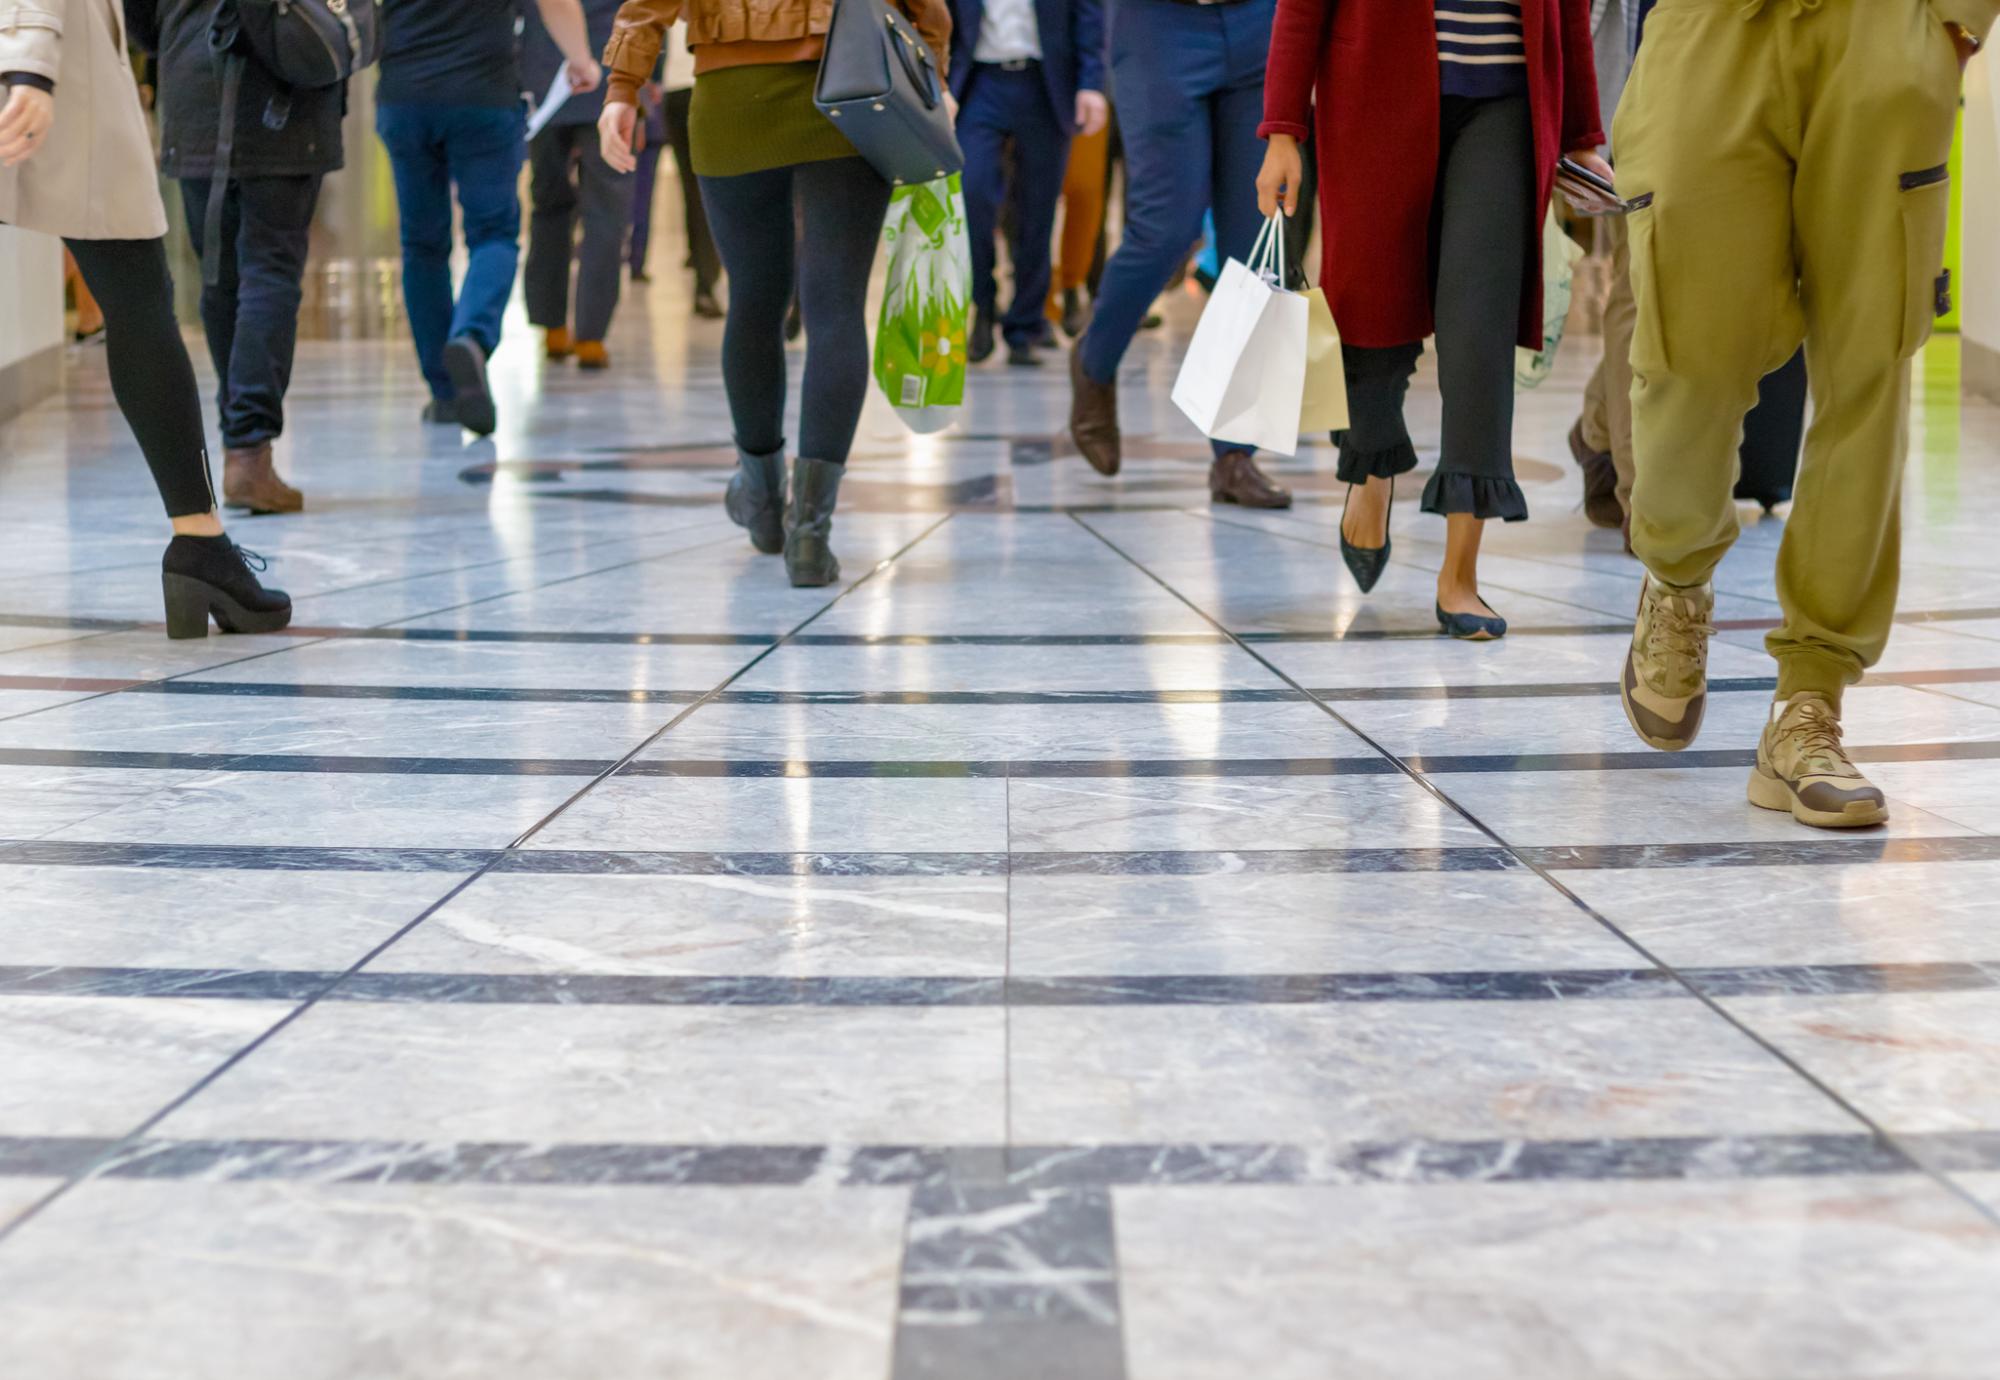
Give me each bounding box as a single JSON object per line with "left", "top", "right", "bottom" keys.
{"left": 1069, "top": 343, "right": 1121, "bottom": 476}
{"left": 1210, "top": 450, "right": 1292, "bottom": 509}
{"left": 222, "top": 442, "right": 303, "bottom": 515}
{"left": 1569, "top": 420, "right": 1623, "bottom": 530}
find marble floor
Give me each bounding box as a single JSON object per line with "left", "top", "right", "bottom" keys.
{"left": 3, "top": 269, "right": 2000, "bottom": 1380}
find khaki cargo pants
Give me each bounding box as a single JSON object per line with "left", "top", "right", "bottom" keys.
{"left": 1613, "top": 0, "right": 1974, "bottom": 703}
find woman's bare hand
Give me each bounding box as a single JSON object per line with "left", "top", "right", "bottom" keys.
{"left": 1257, "top": 134, "right": 1303, "bottom": 219}
{"left": 599, "top": 100, "right": 639, "bottom": 174}
{"left": 0, "top": 85, "right": 55, "bottom": 168}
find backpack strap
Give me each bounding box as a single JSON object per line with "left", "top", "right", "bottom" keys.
{"left": 202, "top": 49, "right": 245, "bottom": 289}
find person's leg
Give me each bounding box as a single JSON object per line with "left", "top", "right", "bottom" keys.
{"left": 1079, "top": 2, "right": 1216, "bottom": 381}
{"left": 630, "top": 96, "right": 666, "bottom": 276}
{"left": 443, "top": 105, "right": 528, "bottom": 358}
{"left": 1335, "top": 341, "right": 1424, "bottom": 591}
{"left": 176, "top": 177, "right": 242, "bottom": 426}
{"left": 217, "top": 175, "right": 320, "bottom": 449}
{"left": 956, "top": 69, "right": 1011, "bottom": 351}
{"left": 62, "top": 237, "right": 218, "bottom": 519}
{"left": 525, "top": 126, "right": 579, "bottom": 335}
{"left": 1425, "top": 95, "right": 1535, "bottom": 631}
{"left": 571, "top": 130, "right": 634, "bottom": 348}
{"left": 785, "top": 156, "right": 893, "bottom": 585}
{"left": 1736, "top": 349, "right": 1806, "bottom": 509}
{"left": 1770, "top": 0, "right": 1959, "bottom": 704}
{"left": 792, "top": 157, "right": 893, "bottom": 466}
{"left": 1204, "top": 31, "right": 1284, "bottom": 487}
{"left": 63, "top": 236, "right": 290, "bottom": 635}
{"left": 1612, "top": 4, "right": 1797, "bottom": 751}
{"left": 665, "top": 87, "right": 721, "bottom": 297}
{"left": 1596, "top": 213, "right": 1638, "bottom": 523}
{"left": 376, "top": 104, "right": 458, "bottom": 402}
{"left": 698, "top": 165, "right": 797, "bottom": 456}
{"left": 999, "top": 82, "right": 1069, "bottom": 355}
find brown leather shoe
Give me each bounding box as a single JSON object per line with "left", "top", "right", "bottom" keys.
{"left": 1569, "top": 420, "right": 1623, "bottom": 529}
{"left": 222, "top": 442, "right": 303, "bottom": 515}
{"left": 1069, "top": 343, "right": 1121, "bottom": 476}
{"left": 1210, "top": 449, "right": 1292, "bottom": 509}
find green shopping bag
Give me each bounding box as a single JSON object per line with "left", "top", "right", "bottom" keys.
{"left": 875, "top": 174, "right": 971, "bottom": 433}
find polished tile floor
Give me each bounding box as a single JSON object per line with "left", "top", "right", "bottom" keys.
{"left": 3, "top": 272, "right": 2000, "bottom": 1379}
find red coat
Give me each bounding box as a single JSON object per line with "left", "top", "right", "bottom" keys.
{"left": 1261, "top": 0, "right": 1605, "bottom": 350}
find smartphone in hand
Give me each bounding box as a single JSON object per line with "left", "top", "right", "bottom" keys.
{"left": 1557, "top": 156, "right": 1633, "bottom": 216}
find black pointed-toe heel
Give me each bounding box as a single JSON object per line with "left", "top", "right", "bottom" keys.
{"left": 1339, "top": 478, "right": 1393, "bottom": 594}
{"left": 1435, "top": 600, "right": 1507, "bottom": 642}
{"left": 161, "top": 535, "right": 293, "bottom": 640}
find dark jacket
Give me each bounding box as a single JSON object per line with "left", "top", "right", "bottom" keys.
{"left": 945, "top": 0, "right": 1104, "bottom": 126}
{"left": 1262, "top": 0, "right": 1603, "bottom": 351}
{"left": 127, "top": 0, "right": 346, "bottom": 180}
{"left": 522, "top": 0, "right": 623, "bottom": 129}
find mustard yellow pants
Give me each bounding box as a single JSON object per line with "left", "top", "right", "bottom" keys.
{"left": 1614, "top": 0, "right": 1971, "bottom": 702}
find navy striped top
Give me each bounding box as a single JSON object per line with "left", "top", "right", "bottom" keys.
{"left": 1437, "top": 1, "right": 1529, "bottom": 99}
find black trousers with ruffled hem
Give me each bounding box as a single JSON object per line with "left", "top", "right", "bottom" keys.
{"left": 1332, "top": 92, "right": 1534, "bottom": 524}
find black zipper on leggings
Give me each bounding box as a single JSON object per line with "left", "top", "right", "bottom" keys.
{"left": 1900, "top": 163, "right": 1949, "bottom": 191}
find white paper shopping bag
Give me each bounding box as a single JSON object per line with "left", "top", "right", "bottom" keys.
{"left": 1171, "top": 216, "right": 1310, "bottom": 457}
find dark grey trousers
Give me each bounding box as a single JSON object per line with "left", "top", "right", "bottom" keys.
{"left": 525, "top": 123, "right": 633, "bottom": 343}
{"left": 1337, "top": 93, "right": 1535, "bottom": 521}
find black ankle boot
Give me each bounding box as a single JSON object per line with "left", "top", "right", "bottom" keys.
{"left": 785, "top": 458, "right": 844, "bottom": 588}
{"left": 725, "top": 445, "right": 788, "bottom": 555}
{"left": 162, "top": 535, "right": 292, "bottom": 639}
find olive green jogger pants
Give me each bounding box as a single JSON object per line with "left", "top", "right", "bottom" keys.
{"left": 1613, "top": 0, "right": 1977, "bottom": 703}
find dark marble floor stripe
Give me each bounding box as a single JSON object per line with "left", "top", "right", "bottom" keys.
{"left": 8, "top": 1131, "right": 1995, "bottom": 1188}
{"left": 9, "top": 960, "right": 1993, "bottom": 1006}
{"left": 10, "top": 739, "right": 1993, "bottom": 779}
{"left": 8, "top": 836, "right": 2000, "bottom": 876}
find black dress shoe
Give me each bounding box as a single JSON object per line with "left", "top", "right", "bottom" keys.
{"left": 443, "top": 336, "right": 497, "bottom": 436}
{"left": 421, "top": 398, "right": 459, "bottom": 426}
{"left": 1568, "top": 420, "right": 1622, "bottom": 529}
{"left": 694, "top": 289, "right": 725, "bottom": 320}
{"left": 785, "top": 300, "right": 803, "bottom": 342}
{"left": 1436, "top": 600, "right": 1507, "bottom": 641}
{"left": 969, "top": 310, "right": 996, "bottom": 363}
{"left": 162, "top": 535, "right": 292, "bottom": 639}
{"left": 1339, "top": 479, "right": 1392, "bottom": 594}
{"left": 1007, "top": 344, "right": 1044, "bottom": 368}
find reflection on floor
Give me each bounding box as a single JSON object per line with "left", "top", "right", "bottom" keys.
{"left": 2, "top": 276, "right": 1999, "bottom": 1379}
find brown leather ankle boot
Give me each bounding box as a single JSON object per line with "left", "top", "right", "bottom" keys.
{"left": 223, "top": 442, "right": 303, "bottom": 515}
{"left": 1068, "top": 343, "right": 1122, "bottom": 476}
{"left": 1210, "top": 450, "right": 1292, "bottom": 508}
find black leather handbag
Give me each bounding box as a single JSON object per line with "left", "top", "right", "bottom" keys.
{"left": 814, "top": 0, "right": 964, "bottom": 187}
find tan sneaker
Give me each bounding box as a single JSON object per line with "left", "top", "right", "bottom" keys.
{"left": 1620, "top": 575, "right": 1714, "bottom": 751}
{"left": 1748, "top": 693, "right": 1889, "bottom": 829}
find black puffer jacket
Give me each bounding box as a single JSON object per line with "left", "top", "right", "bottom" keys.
{"left": 127, "top": 0, "right": 346, "bottom": 180}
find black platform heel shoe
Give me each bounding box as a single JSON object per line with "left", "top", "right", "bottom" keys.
{"left": 725, "top": 445, "right": 788, "bottom": 555}
{"left": 1435, "top": 599, "right": 1507, "bottom": 642}
{"left": 784, "top": 457, "right": 844, "bottom": 588}
{"left": 1339, "top": 477, "right": 1393, "bottom": 594}
{"left": 161, "top": 535, "right": 292, "bottom": 639}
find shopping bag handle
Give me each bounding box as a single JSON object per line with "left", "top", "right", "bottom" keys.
{"left": 1244, "top": 212, "right": 1288, "bottom": 287}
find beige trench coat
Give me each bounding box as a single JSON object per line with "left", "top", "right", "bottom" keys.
{"left": 0, "top": 0, "right": 167, "bottom": 239}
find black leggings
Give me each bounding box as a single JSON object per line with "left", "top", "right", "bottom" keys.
{"left": 1337, "top": 94, "right": 1534, "bottom": 522}
{"left": 63, "top": 237, "right": 216, "bottom": 518}
{"left": 698, "top": 157, "right": 890, "bottom": 465}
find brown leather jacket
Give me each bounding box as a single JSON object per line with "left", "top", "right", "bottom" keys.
{"left": 603, "top": 0, "right": 952, "bottom": 106}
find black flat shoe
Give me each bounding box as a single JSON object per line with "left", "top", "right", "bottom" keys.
{"left": 162, "top": 535, "right": 292, "bottom": 639}
{"left": 1339, "top": 478, "right": 1392, "bottom": 594}
{"left": 1436, "top": 601, "right": 1507, "bottom": 641}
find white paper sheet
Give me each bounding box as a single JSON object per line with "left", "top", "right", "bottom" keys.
{"left": 525, "top": 69, "right": 576, "bottom": 142}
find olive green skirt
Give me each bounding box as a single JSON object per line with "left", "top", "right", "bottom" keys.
{"left": 688, "top": 62, "right": 860, "bottom": 178}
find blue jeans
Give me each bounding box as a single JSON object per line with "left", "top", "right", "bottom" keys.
{"left": 958, "top": 64, "right": 1071, "bottom": 349}
{"left": 376, "top": 103, "right": 526, "bottom": 400}
{"left": 1081, "top": 0, "right": 1273, "bottom": 458}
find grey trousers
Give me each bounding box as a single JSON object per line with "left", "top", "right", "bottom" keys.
{"left": 525, "top": 123, "right": 633, "bottom": 342}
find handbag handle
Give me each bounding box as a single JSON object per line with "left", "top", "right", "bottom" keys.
{"left": 887, "top": 13, "right": 941, "bottom": 110}
{"left": 1244, "top": 212, "right": 1288, "bottom": 286}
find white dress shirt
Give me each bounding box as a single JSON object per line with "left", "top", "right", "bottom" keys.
{"left": 974, "top": 0, "right": 1043, "bottom": 63}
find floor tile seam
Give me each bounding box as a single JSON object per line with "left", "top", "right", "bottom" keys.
{"left": 1066, "top": 509, "right": 2000, "bottom": 1234}
{"left": 0, "top": 518, "right": 959, "bottom": 1252}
